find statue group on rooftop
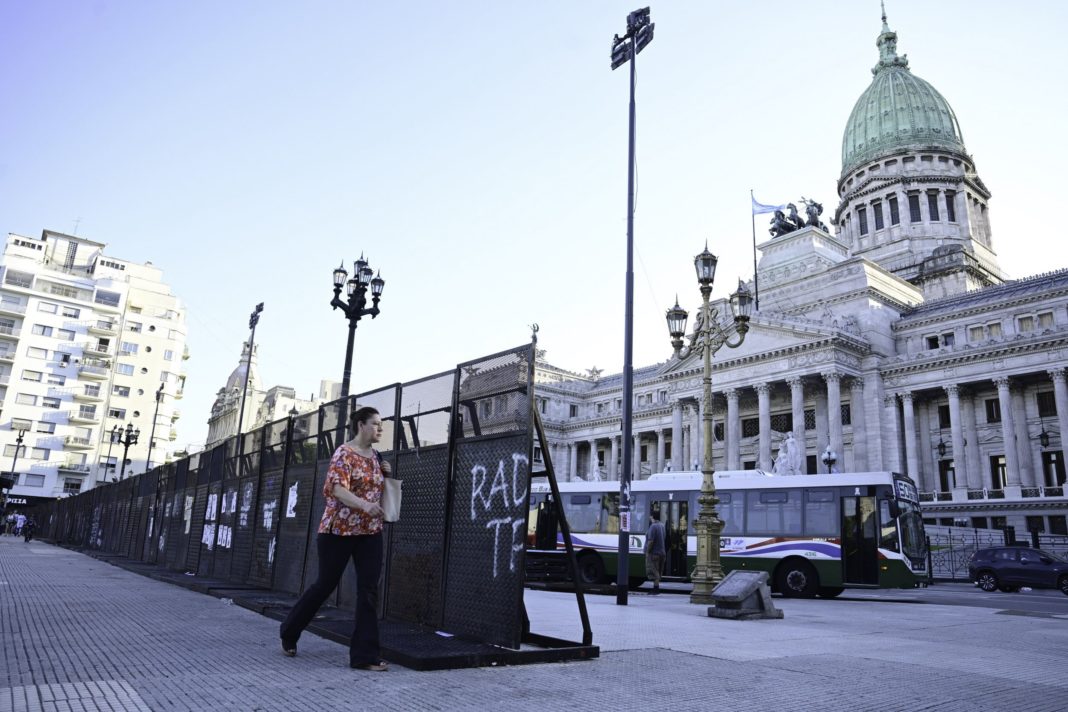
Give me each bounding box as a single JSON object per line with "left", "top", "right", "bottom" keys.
{"left": 769, "top": 197, "right": 828, "bottom": 237}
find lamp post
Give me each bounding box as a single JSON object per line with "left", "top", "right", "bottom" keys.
{"left": 610, "top": 5, "right": 654, "bottom": 607}
{"left": 235, "top": 303, "right": 264, "bottom": 456}
{"left": 665, "top": 244, "right": 752, "bottom": 605}
{"left": 2, "top": 429, "right": 27, "bottom": 508}
{"left": 821, "top": 445, "right": 838, "bottom": 474}
{"left": 146, "top": 383, "right": 165, "bottom": 472}
{"left": 116, "top": 423, "right": 140, "bottom": 481}
{"left": 330, "top": 257, "right": 385, "bottom": 404}
{"left": 104, "top": 426, "right": 120, "bottom": 482}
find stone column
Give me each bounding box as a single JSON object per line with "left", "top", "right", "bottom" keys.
{"left": 917, "top": 401, "right": 936, "bottom": 492}
{"left": 961, "top": 392, "right": 982, "bottom": 490}
{"left": 1011, "top": 387, "right": 1035, "bottom": 488}
{"left": 864, "top": 373, "right": 885, "bottom": 470}
{"left": 692, "top": 402, "right": 703, "bottom": 470}
{"left": 995, "top": 377, "right": 1022, "bottom": 492}
{"left": 788, "top": 376, "right": 805, "bottom": 457}
{"left": 756, "top": 383, "right": 772, "bottom": 471}
{"left": 656, "top": 428, "right": 666, "bottom": 474}
{"left": 588, "top": 439, "right": 598, "bottom": 480}
{"left": 725, "top": 388, "right": 740, "bottom": 470}
{"left": 824, "top": 372, "right": 843, "bottom": 472}
{"left": 671, "top": 401, "right": 684, "bottom": 471}
{"left": 568, "top": 443, "right": 577, "bottom": 481}
{"left": 633, "top": 433, "right": 642, "bottom": 477}
{"left": 1051, "top": 369, "right": 1068, "bottom": 462}
{"left": 850, "top": 378, "right": 867, "bottom": 471}
{"left": 901, "top": 392, "right": 919, "bottom": 480}
{"left": 609, "top": 435, "right": 619, "bottom": 481}
{"left": 882, "top": 394, "right": 902, "bottom": 474}
{"left": 945, "top": 385, "right": 968, "bottom": 495}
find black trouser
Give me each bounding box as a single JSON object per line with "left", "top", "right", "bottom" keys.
{"left": 279, "top": 532, "right": 383, "bottom": 666}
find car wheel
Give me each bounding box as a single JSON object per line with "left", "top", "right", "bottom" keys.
{"left": 976, "top": 571, "right": 999, "bottom": 592}
{"left": 577, "top": 553, "right": 606, "bottom": 585}
{"left": 997, "top": 584, "right": 1019, "bottom": 593}
{"left": 776, "top": 559, "right": 819, "bottom": 598}
{"left": 1059, "top": 576, "right": 1068, "bottom": 597}
{"left": 818, "top": 586, "right": 844, "bottom": 598}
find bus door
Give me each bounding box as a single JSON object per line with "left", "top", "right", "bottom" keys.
{"left": 841, "top": 495, "right": 879, "bottom": 585}
{"left": 651, "top": 497, "right": 689, "bottom": 577}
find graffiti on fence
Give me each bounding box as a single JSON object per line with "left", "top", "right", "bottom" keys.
{"left": 470, "top": 453, "right": 530, "bottom": 579}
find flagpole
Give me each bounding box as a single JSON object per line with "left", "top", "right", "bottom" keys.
{"left": 751, "top": 189, "right": 760, "bottom": 311}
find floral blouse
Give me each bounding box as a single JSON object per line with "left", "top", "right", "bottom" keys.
{"left": 318, "top": 444, "right": 383, "bottom": 536}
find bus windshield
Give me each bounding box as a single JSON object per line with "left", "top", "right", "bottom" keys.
{"left": 897, "top": 500, "right": 926, "bottom": 561}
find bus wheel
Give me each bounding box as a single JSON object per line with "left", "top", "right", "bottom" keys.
{"left": 577, "top": 553, "right": 605, "bottom": 585}
{"left": 776, "top": 559, "right": 818, "bottom": 598}
{"left": 818, "top": 586, "right": 844, "bottom": 598}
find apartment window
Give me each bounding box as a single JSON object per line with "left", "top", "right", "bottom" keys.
{"left": 164, "top": 349, "right": 175, "bottom": 361}
{"left": 63, "top": 479, "right": 82, "bottom": 495}
{"left": 29, "top": 447, "right": 49, "bottom": 460}
{"left": 908, "top": 193, "right": 922, "bottom": 222}
{"left": 108, "top": 407, "right": 127, "bottom": 419}
{"left": 925, "top": 336, "right": 939, "bottom": 350}
{"left": 713, "top": 423, "right": 724, "bottom": 441}
{"left": 888, "top": 196, "right": 900, "bottom": 225}
{"left": 127, "top": 321, "right": 142, "bottom": 333}
{"left": 94, "top": 290, "right": 120, "bottom": 308}
{"left": 985, "top": 398, "right": 1001, "bottom": 424}
{"left": 1018, "top": 316, "right": 1034, "bottom": 333}
{"left": 941, "top": 332, "right": 955, "bottom": 347}
{"left": 927, "top": 191, "right": 940, "bottom": 221}
{"left": 945, "top": 190, "right": 957, "bottom": 221}
{"left": 26, "top": 346, "right": 47, "bottom": 359}
{"left": 1051, "top": 516, "right": 1068, "bottom": 536}
{"left": 14, "top": 393, "right": 37, "bottom": 406}
{"left": 804, "top": 409, "right": 816, "bottom": 430}
{"left": 3, "top": 444, "right": 26, "bottom": 457}
{"left": 770, "top": 413, "right": 793, "bottom": 432}
{"left": 4, "top": 270, "right": 33, "bottom": 288}
{"left": 742, "top": 417, "right": 760, "bottom": 438}
{"left": 168, "top": 329, "right": 179, "bottom": 340}
{"left": 57, "top": 329, "right": 75, "bottom": 341}
{"left": 1037, "top": 391, "right": 1057, "bottom": 418}
{"left": 47, "top": 374, "right": 65, "bottom": 386}
{"left": 120, "top": 341, "right": 138, "bottom": 355}
{"left": 37, "top": 301, "right": 58, "bottom": 314}
{"left": 857, "top": 207, "right": 868, "bottom": 235}
{"left": 872, "top": 201, "right": 884, "bottom": 230}
{"left": 1038, "top": 311, "right": 1054, "bottom": 330}
{"left": 989, "top": 455, "right": 1006, "bottom": 489}
{"left": 61, "top": 306, "right": 80, "bottom": 318}
{"left": 31, "top": 324, "right": 53, "bottom": 337}
{"left": 36, "top": 421, "right": 55, "bottom": 434}
{"left": 11, "top": 418, "right": 32, "bottom": 431}
{"left": 22, "top": 474, "right": 45, "bottom": 487}
{"left": 1026, "top": 516, "right": 1046, "bottom": 533}
{"left": 129, "top": 306, "right": 142, "bottom": 314}
{"left": 988, "top": 322, "right": 1002, "bottom": 339}
{"left": 42, "top": 397, "right": 60, "bottom": 409}
{"left": 112, "top": 385, "right": 131, "bottom": 398}
{"left": 20, "top": 370, "right": 42, "bottom": 382}
{"left": 116, "top": 364, "right": 135, "bottom": 376}
{"left": 840, "top": 403, "right": 852, "bottom": 426}
{"left": 968, "top": 326, "right": 984, "bottom": 342}
{"left": 569, "top": 404, "right": 578, "bottom": 418}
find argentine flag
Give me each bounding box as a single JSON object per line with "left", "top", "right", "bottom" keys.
{"left": 751, "top": 196, "right": 786, "bottom": 215}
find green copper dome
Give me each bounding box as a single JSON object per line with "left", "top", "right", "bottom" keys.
{"left": 841, "top": 11, "right": 966, "bottom": 177}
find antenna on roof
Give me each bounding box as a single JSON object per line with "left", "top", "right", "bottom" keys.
{"left": 72, "top": 217, "right": 82, "bottom": 235}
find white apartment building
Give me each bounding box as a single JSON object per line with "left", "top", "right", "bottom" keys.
{"left": 0, "top": 229, "right": 189, "bottom": 503}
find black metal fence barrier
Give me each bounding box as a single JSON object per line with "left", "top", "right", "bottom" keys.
{"left": 36, "top": 343, "right": 536, "bottom": 651}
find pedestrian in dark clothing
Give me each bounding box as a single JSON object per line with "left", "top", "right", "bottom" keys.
{"left": 279, "top": 406, "right": 391, "bottom": 671}
{"left": 22, "top": 516, "right": 35, "bottom": 542}
{"left": 645, "top": 511, "right": 667, "bottom": 594}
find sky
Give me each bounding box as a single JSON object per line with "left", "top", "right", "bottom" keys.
{"left": 2, "top": 1, "right": 1066, "bottom": 453}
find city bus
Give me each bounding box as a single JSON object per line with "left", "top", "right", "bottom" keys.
{"left": 527, "top": 470, "right": 928, "bottom": 597}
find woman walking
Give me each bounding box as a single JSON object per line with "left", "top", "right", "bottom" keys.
{"left": 279, "top": 406, "right": 390, "bottom": 671}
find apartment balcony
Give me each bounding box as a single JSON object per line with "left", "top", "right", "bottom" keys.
{"left": 92, "top": 295, "right": 121, "bottom": 313}
{"left": 0, "top": 302, "right": 27, "bottom": 317}
{"left": 83, "top": 341, "right": 112, "bottom": 358}
{"left": 73, "top": 385, "right": 104, "bottom": 402}
{"left": 0, "top": 325, "right": 21, "bottom": 340}
{"left": 58, "top": 459, "right": 92, "bottom": 474}
{"left": 173, "top": 388, "right": 184, "bottom": 400}
{"left": 77, "top": 361, "right": 110, "bottom": 380}
{"left": 63, "top": 435, "right": 94, "bottom": 450}
{"left": 68, "top": 408, "right": 100, "bottom": 425}
{"left": 169, "top": 428, "right": 178, "bottom": 440}
{"left": 0, "top": 350, "right": 14, "bottom": 363}
{"left": 87, "top": 320, "right": 118, "bottom": 336}
{"left": 0, "top": 374, "right": 8, "bottom": 386}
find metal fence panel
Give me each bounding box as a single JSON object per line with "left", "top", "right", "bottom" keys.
{"left": 926, "top": 526, "right": 1009, "bottom": 580}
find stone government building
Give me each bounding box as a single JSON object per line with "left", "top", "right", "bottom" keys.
{"left": 533, "top": 13, "right": 1068, "bottom": 537}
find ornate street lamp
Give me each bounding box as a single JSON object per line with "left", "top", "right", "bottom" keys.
{"left": 116, "top": 423, "right": 140, "bottom": 480}
{"left": 2, "top": 428, "right": 27, "bottom": 508}
{"left": 145, "top": 383, "right": 166, "bottom": 472}
{"left": 936, "top": 437, "right": 947, "bottom": 458}
{"left": 821, "top": 445, "right": 838, "bottom": 473}
{"left": 330, "top": 256, "right": 385, "bottom": 404}
{"left": 235, "top": 302, "right": 264, "bottom": 456}
{"left": 665, "top": 244, "right": 751, "bottom": 605}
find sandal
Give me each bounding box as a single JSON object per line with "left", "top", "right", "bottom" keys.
{"left": 351, "top": 661, "right": 389, "bottom": 672}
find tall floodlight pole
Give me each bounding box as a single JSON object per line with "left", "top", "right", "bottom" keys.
{"left": 610, "top": 6, "right": 654, "bottom": 606}
{"left": 665, "top": 246, "right": 753, "bottom": 604}
{"left": 235, "top": 303, "right": 264, "bottom": 457}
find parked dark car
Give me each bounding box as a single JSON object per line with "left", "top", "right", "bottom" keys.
{"left": 968, "top": 546, "right": 1068, "bottom": 595}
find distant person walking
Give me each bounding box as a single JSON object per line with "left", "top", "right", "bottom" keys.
{"left": 14, "top": 512, "right": 26, "bottom": 537}
{"left": 645, "top": 511, "right": 667, "bottom": 594}
{"left": 22, "top": 515, "right": 35, "bottom": 542}
{"left": 4, "top": 512, "right": 13, "bottom": 536}
{"left": 279, "top": 406, "right": 391, "bottom": 671}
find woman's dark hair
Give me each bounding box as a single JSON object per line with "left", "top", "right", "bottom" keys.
{"left": 350, "top": 406, "right": 380, "bottom": 428}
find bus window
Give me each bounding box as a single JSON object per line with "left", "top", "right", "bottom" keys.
{"left": 746, "top": 489, "right": 802, "bottom": 535}
{"left": 719, "top": 491, "right": 744, "bottom": 535}
{"left": 563, "top": 494, "right": 599, "bottom": 533}
{"left": 631, "top": 493, "right": 649, "bottom": 533}
{"left": 601, "top": 493, "right": 620, "bottom": 533}
{"left": 804, "top": 489, "right": 837, "bottom": 536}
{"left": 879, "top": 499, "right": 900, "bottom": 552}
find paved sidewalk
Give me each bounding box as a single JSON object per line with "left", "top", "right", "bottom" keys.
{"left": 2, "top": 535, "right": 1066, "bottom": 712}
